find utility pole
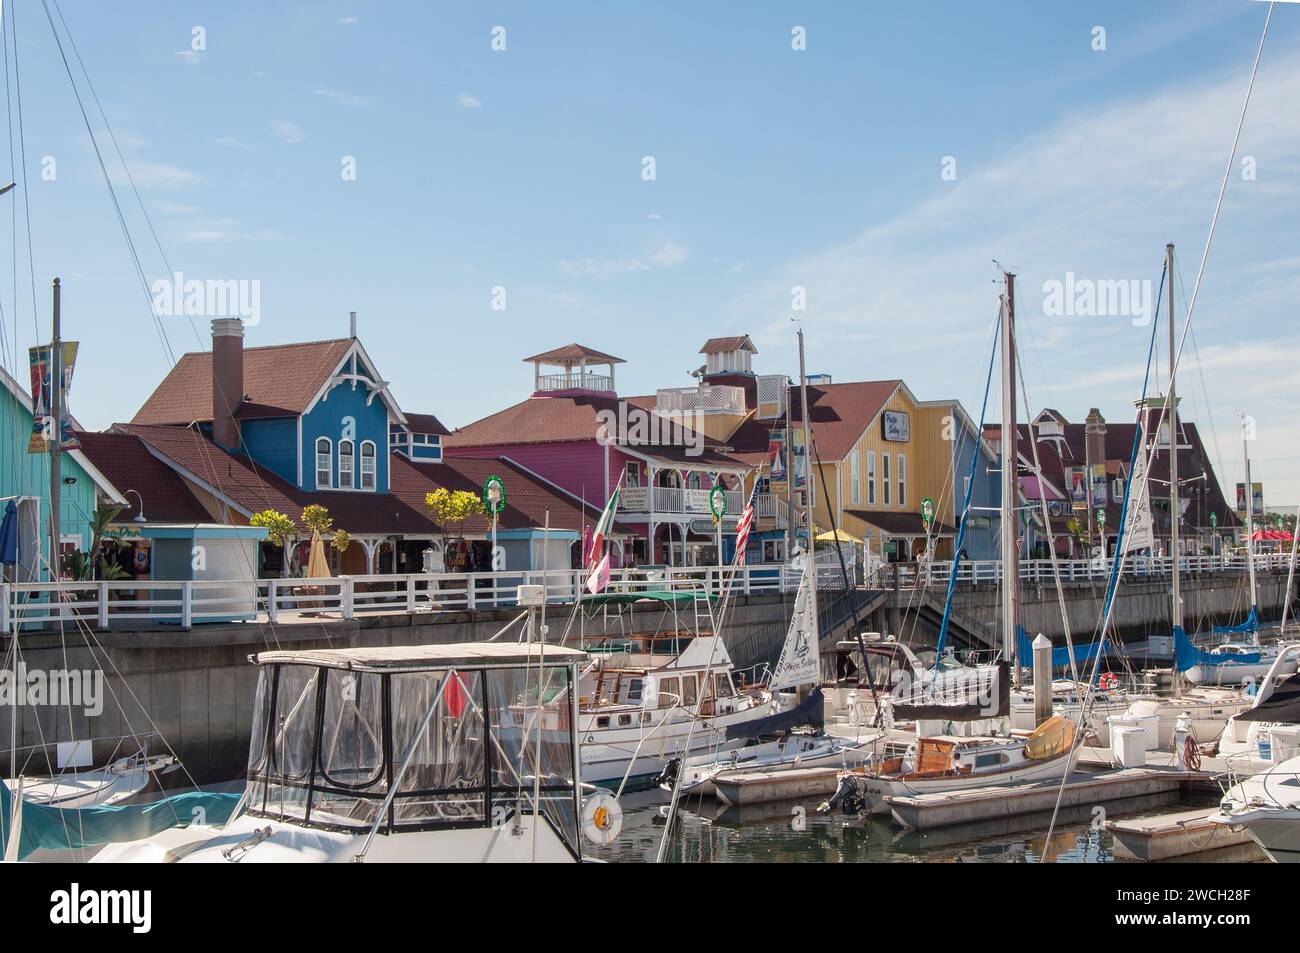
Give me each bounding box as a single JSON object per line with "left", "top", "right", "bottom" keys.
{"left": 999, "top": 273, "right": 1020, "bottom": 687}
{"left": 48, "top": 277, "right": 62, "bottom": 583}
{"left": 1167, "top": 243, "right": 1182, "bottom": 630}
{"left": 797, "top": 328, "right": 818, "bottom": 630}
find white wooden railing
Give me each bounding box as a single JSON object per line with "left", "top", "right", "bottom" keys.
{"left": 620, "top": 486, "right": 744, "bottom": 516}
{"left": 0, "top": 564, "right": 826, "bottom": 631}
{"left": 896, "top": 552, "right": 1295, "bottom": 588}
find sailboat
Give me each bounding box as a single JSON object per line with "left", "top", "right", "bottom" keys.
{"left": 822, "top": 273, "right": 1079, "bottom": 819}
{"left": 657, "top": 560, "right": 880, "bottom": 798}
{"left": 1181, "top": 421, "right": 1287, "bottom": 685}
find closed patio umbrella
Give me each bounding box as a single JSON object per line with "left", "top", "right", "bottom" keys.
{"left": 305, "top": 530, "right": 331, "bottom": 578}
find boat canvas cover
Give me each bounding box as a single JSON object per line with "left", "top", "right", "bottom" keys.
{"left": 769, "top": 564, "right": 819, "bottom": 691}
{"left": 891, "top": 661, "right": 1009, "bottom": 722}
{"left": 0, "top": 783, "right": 240, "bottom": 861}
{"left": 1238, "top": 674, "right": 1300, "bottom": 724}
{"left": 1016, "top": 626, "right": 1108, "bottom": 672}
{"left": 1174, "top": 626, "right": 1261, "bottom": 672}
{"left": 1212, "top": 606, "right": 1260, "bottom": 636}
{"left": 725, "top": 686, "right": 824, "bottom": 740}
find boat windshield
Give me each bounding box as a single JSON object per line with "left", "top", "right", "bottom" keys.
{"left": 244, "top": 661, "right": 580, "bottom": 854}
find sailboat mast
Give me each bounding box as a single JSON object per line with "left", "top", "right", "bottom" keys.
{"left": 999, "top": 272, "right": 1019, "bottom": 686}
{"left": 1167, "top": 243, "right": 1182, "bottom": 630}
{"left": 48, "top": 277, "right": 62, "bottom": 584}
{"left": 1242, "top": 416, "right": 1259, "bottom": 616}
{"left": 797, "top": 328, "right": 818, "bottom": 628}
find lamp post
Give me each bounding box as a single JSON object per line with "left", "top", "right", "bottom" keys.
{"left": 125, "top": 489, "right": 146, "bottom": 522}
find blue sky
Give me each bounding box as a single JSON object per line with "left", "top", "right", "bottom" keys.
{"left": 2, "top": 1, "right": 1299, "bottom": 503}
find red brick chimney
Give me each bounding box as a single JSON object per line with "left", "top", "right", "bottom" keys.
{"left": 211, "top": 317, "right": 244, "bottom": 449}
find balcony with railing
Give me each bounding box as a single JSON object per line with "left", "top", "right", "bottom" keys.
{"left": 535, "top": 370, "right": 614, "bottom": 394}
{"left": 655, "top": 383, "right": 747, "bottom": 415}
{"left": 618, "top": 485, "right": 744, "bottom": 517}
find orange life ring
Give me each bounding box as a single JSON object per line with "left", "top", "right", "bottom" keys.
{"left": 1098, "top": 672, "right": 1119, "bottom": 691}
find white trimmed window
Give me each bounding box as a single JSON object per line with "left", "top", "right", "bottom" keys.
{"left": 360, "top": 441, "right": 377, "bottom": 490}
{"left": 897, "top": 454, "right": 906, "bottom": 507}
{"left": 339, "top": 440, "right": 355, "bottom": 489}
{"left": 849, "top": 450, "right": 860, "bottom": 505}
{"left": 882, "top": 453, "right": 891, "bottom": 506}
{"left": 867, "top": 451, "right": 877, "bottom": 505}
{"left": 315, "top": 438, "right": 332, "bottom": 488}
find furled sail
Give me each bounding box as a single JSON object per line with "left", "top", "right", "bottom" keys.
{"left": 1122, "top": 445, "right": 1155, "bottom": 554}
{"left": 768, "top": 563, "right": 820, "bottom": 691}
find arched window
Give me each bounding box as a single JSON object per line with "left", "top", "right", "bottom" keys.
{"left": 315, "top": 438, "right": 332, "bottom": 488}
{"left": 339, "top": 440, "right": 355, "bottom": 489}
{"left": 360, "top": 441, "right": 377, "bottom": 490}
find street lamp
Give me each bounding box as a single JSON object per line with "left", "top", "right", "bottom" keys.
{"left": 125, "top": 489, "right": 146, "bottom": 522}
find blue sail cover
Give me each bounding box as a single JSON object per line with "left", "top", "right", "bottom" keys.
{"left": 1015, "top": 625, "right": 1109, "bottom": 673}
{"left": 1212, "top": 606, "right": 1259, "bottom": 636}
{"left": 0, "top": 782, "right": 240, "bottom": 860}
{"left": 1174, "top": 625, "right": 1262, "bottom": 673}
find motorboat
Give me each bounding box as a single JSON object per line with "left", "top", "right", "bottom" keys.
{"left": 1213, "top": 753, "right": 1300, "bottom": 863}
{"left": 1217, "top": 642, "right": 1300, "bottom": 763}
{"left": 94, "top": 640, "right": 592, "bottom": 863}
{"left": 573, "top": 590, "right": 779, "bottom": 788}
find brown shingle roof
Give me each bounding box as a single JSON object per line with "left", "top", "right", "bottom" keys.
{"left": 73, "top": 431, "right": 212, "bottom": 523}
{"left": 726, "top": 380, "right": 902, "bottom": 462}
{"left": 119, "top": 424, "right": 619, "bottom": 537}
{"left": 403, "top": 412, "right": 451, "bottom": 437}
{"left": 131, "top": 339, "right": 353, "bottom": 425}
{"left": 700, "top": 335, "right": 756, "bottom": 354}
{"left": 522, "top": 343, "right": 625, "bottom": 365}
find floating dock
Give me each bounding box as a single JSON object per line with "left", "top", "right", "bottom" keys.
{"left": 713, "top": 766, "right": 842, "bottom": 806}
{"left": 1106, "top": 807, "right": 1265, "bottom": 862}
{"left": 884, "top": 766, "right": 1198, "bottom": 831}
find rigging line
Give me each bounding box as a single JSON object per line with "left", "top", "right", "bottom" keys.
{"left": 1013, "top": 285, "right": 1081, "bottom": 687}
{"left": 8, "top": 0, "right": 37, "bottom": 347}
{"left": 48, "top": 0, "right": 203, "bottom": 354}
{"left": 38, "top": 0, "right": 175, "bottom": 366}
{"left": 1045, "top": 0, "right": 1275, "bottom": 844}
{"left": 1039, "top": 260, "right": 1164, "bottom": 854}
{"left": 933, "top": 298, "right": 1002, "bottom": 661}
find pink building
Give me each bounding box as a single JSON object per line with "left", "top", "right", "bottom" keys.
{"left": 445, "top": 344, "right": 752, "bottom": 566}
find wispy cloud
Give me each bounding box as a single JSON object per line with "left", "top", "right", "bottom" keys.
{"left": 336, "top": 16, "right": 360, "bottom": 26}
{"left": 112, "top": 161, "right": 203, "bottom": 190}
{"left": 172, "top": 51, "right": 203, "bottom": 66}
{"left": 650, "top": 241, "right": 687, "bottom": 267}
{"left": 312, "top": 86, "right": 371, "bottom": 108}
{"left": 269, "top": 120, "right": 305, "bottom": 144}
{"left": 213, "top": 135, "right": 252, "bottom": 150}
{"left": 457, "top": 93, "right": 481, "bottom": 110}
{"left": 731, "top": 45, "right": 1300, "bottom": 495}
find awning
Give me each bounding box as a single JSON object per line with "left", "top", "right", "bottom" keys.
{"left": 845, "top": 509, "right": 955, "bottom": 537}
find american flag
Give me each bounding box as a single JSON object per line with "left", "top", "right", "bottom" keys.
{"left": 733, "top": 479, "right": 760, "bottom": 565}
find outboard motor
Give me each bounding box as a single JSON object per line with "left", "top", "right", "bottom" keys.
{"left": 655, "top": 758, "right": 681, "bottom": 789}
{"left": 817, "top": 774, "right": 866, "bottom": 816}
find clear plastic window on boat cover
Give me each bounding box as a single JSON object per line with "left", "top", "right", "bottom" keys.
{"left": 245, "top": 661, "right": 579, "bottom": 852}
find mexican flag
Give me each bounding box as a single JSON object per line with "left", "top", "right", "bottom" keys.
{"left": 587, "top": 473, "right": 623, "bottom": 570}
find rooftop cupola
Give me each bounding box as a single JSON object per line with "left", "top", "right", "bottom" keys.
{"left": 699, "top": 335, "right": 756, "bottom": 377}
{"left": 524, "top": 344, "right": 624, "bottom": 397}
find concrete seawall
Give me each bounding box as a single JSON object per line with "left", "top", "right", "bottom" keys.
{"left": 0, "top": 593, "right": 796, "bottom": 786}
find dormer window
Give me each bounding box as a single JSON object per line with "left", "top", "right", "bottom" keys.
{"left": 316, "top": 438, "right": 332, "bottom": 488}
{"left": 360, "top": 441, "right": 376, "bottom": 491}
{"left": 339, "top": 440, "right": 355, "bottom": 489}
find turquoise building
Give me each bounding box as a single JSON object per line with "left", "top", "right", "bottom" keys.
{"left": 0, "top": 365, "right": 124, "bottom": 582}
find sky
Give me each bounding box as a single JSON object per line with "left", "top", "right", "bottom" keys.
{"left": 1, "top": 1, "right": 1299, "bottom": 505}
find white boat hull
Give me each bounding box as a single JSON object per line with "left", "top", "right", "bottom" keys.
{"left": 857, "top": 749, "right": 1075, "bottom": 814}
{"left": 674, "top": 734, "right": 879, "bottom": 797}
{"left": 580, "top": 697, "right": 779, "bottom": 787}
